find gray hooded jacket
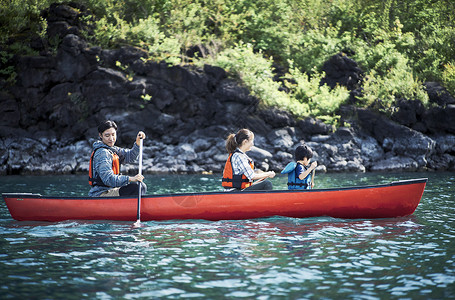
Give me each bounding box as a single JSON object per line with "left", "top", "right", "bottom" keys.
{"left": 89, "top": 140, "right": 140, "bottom": 197}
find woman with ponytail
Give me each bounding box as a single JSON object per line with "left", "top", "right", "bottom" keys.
{"left": 222, "top": 129, "right": 275, "bottom": 191}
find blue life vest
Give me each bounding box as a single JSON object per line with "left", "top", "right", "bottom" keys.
{"left": 281, "top": 162, "right": 312, "bottom": 190}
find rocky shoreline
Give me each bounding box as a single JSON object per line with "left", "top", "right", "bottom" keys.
{"left": 1, "top": 3, "right": 455, "bottom": 176}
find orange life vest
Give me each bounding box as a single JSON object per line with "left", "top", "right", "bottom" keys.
{"left": 89, "top": 147, "right": 120, "bottom": 186}
{"left": 222, "top": 150, "right": 254, "bottom": 189}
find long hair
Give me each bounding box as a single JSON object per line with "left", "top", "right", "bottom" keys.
{"left": 225, "top": 129, "right": 253, "bottom": 153}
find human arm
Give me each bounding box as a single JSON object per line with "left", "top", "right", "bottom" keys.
{"left": 129, "top": 174, "right": 144, "bottom": 182}
{"left": 117, "top": 131, "right": 146, "bottom": 164}
{"left": 298, "top": 161, "right": 317, "bottom": 180}
{"left": 232, "top": 152, "right": 275, "bottom": 182}
{"left": 129, "top": 131, "right": 146, "bottom": 182}
{"left": 135, "top": 131, "right": 146, "bottom": 146}
{"left": 252, "top": 170, "right": 276, "bottom": 181}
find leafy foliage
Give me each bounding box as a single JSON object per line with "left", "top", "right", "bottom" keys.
{"left": 288, "top": 67, "right": 349, "bottom": 124}
{"left": 1, "top": 0, "right": 454, "bottom": 122}
{"left": 442, "top": 63, "right": 455, "bottom": 97}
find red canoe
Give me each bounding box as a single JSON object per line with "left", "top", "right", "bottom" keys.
{"left": 2, "top": 178, "right": 427, "bottom": 222}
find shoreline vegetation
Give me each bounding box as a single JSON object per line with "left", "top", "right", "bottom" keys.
{"left": 2, "top": 0, "right": 454, "bottom": 114}
{"left": 1, "top": 1, "right": 454, "bottom": 175}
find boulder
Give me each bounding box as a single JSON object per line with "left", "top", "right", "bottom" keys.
{"left": 424, "top": 82, "right": 455, "bottom": 107}
{"left": 427, "top": 153, "right": 455, "bottom": 171}
{"left": 320, "top": 53, "right": 363, "bottom": 90}
{"left": 267, "top": 128, "right": 296, "bottom": 150}
{"left": 370, "top": 156, "right": 419, "bottom": 172}
{"left": 56, "top": 34, "right": 94, "bottom": 81}
{"left": 259, "top": 108, "right": 295, "bottom": 129}
{"left": 432, "top": 135, "right": 455, "bottom": 154}
{"left": 297, "top": 117, "right": 333, "bottom": 136}
{"left": 392, "top": 99, "right": 425, "bottom": 128}
{"left": 423, "top": 105, "right": 455, "bottom": 134}
{"left": 0, "top": 92, "right": 20, "bottom": 127}
{"left": 248, "top": 146, "right": 273, "bottom": 162}
{"left": 357, "top": 108, "right": 435, "bottom": 161}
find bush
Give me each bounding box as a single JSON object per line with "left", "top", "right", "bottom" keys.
{"left": 442, "top": 63, "right": 455, "bottom": 97}
{"left": 289, "top": 26, "right": 345, "bottom": 73}
{"left": 361, "top": 66, "right": 428, "bottom": 115}
{"left": 93, "top": 15, "right": 182, "bottom": 64}
{"left": 203, "top": 43, "right": 304, "bottom": 114}
{"left": 288, "top": 67, "right": 349, "bottom": 125}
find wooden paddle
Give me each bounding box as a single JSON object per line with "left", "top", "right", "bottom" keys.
{"left": 134, "top": 138, "right": 143, "bottom": 227}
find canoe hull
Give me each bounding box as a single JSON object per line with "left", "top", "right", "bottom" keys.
{"left": 2, "top": 178, "right": 427, "bottom": 222}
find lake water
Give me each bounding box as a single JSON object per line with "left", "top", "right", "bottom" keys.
{"left": 1, "top": 172, "right": 454, "bottom": 299}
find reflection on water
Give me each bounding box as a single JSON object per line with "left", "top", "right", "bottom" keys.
{"left": 1, "top": 172, "right": 455, "bottom": 299}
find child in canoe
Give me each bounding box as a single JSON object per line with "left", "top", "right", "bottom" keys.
{"left": 282, "top": 144, "right": 317, "bottom": 189}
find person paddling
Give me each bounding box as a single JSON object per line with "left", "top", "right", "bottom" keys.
{"left": 222, "top": 128, "right": 275, "bottom": 191}
{"left": 88, "top": 120, "right": 147, "bottom": 197}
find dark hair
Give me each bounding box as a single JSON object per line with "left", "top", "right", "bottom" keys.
{"left": 98, "top": 120, "right": 118, "bottom": 134}
{"left": 295, "top": 144, "right": 313, "bottom": 161}
{"left": 225, "top": 129, "right": 253, "bottom": 153}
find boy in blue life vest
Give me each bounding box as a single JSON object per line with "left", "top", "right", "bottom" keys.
{"left": 281, "top": 144, "right": 317, "bottom": 189}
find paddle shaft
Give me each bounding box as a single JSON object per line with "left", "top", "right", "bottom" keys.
{"left": 311, "top": 168, "right": 315, "bottom": 189}
{"left": 136, "top": 138, "right": 143, "bottom": 223}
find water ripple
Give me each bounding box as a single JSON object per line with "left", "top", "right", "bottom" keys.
{"left": 1, "top": 172, "right": 455, "bottom": 299}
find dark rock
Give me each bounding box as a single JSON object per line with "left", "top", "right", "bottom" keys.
{"left": 16, "top": 56, "right": 60, "bottom": 89}
{"left": 310, "top": 135, "right": 330, "bottom": 143}
{"left": 423, "top": 105, "right": 455, "bottom": 134}
{"left": 432, "top": 135, "right": 455, "bottom": 155}
{"left": 424, "top": 82, "right": 455, "bottom": 107}
{"left": 155, "top": 113, "right": 178, "bottom": 136}
{"left": 163, "top": 65, "right": 208, "bottom": 96}
{"left": 45, "top": 4, "right": 81, "bottom": 39}
{"left": 193, "top": 138, "right": 213, "bottom": 152}
{"left": 370, "top": 156, "right": 419, "bottom": 172}
{"left": 204, "top": 64, "right": 227, "bottom": 92}
{"left": 392, "top": 99, "right": 425, "bottom": 128}
{"left": 332, "top": 127, "right": 355, "bottom": 142}
{"left": 321, "top": 53, "right": 363, "bottom": 90}
{"left": 204, "top": 64, "right": 226, "bottom": 82}
{"left": 267, "top": 128, "right": 296, "bottom": 150}
{"left": 242, "top": 115, "right": 271, "bottom": 136}
{"left": 59, "top": 33, "right": 87, "bottom": 56}
{"left": 355, "top": 135, "right": 384, "bottom": 164}
{"left": 56, "top": 34, "right": 94, "bottom": 81}
{"left": 116, "top": 46, "right": 149, "bottom": 66}
{"left": 45, "top": 3, "right": 80, "bottom": 24}
{"left": 47, "top": 21, "right": 79, "bottom": 40}
{"left": 248, "top": 146, "right": 273, "bottom": 162}
{"left": 357, "top": 108, "right": 435, "bottom": 161}
{"left": 330, "top": 158, "right": 365, "bottom": 172}
{"left": 0, "top": 92, "right": 20, "bottom": 127}
{"left": 297, "top": 117, "right": 332, "bottom": 136}
{"left": 214, "top": 80, "right": 258, "bottom": 105}
{"left": 427, "top": 153, "right": 455, "bottom": 171}
{"left": 259, "top": 108, "right": 295, "bottom": 128}
{"left": 2, "top": 4, "right": 453, "bottom": 174}
{"left": 186, "top": 45, "right": 208, "bottom": 59}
